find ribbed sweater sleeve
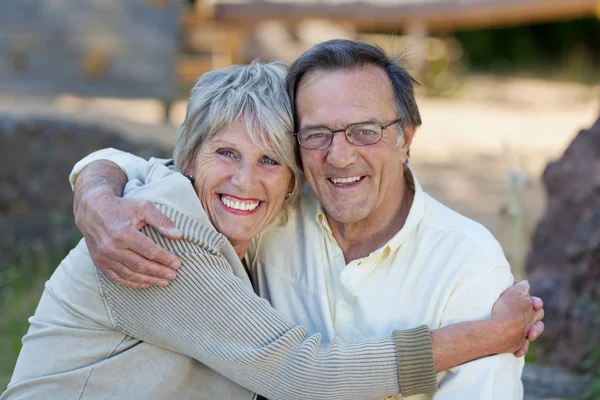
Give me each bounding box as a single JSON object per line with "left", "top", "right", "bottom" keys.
{"left": 97, "top": 205, "right": 437, "bottom": 399}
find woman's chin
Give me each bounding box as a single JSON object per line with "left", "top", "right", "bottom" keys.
{"left": 213, "top": 216, "right": 261, "bottom": 244}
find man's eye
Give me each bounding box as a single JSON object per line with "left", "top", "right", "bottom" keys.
{"left": 358, "top": 129, "right": 377, "bottom": 136}
{"left": 260, "top": 156, "right": 279, "bottom": 166}
{"left": 306, "top": 132, "right": 325, "bottom": 140}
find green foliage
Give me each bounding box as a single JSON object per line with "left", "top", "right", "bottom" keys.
{"left": 455, "top": 18, "right": 600, "bottom": 82}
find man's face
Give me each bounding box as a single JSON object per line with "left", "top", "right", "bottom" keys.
{"left": 296, "top": 65, "right": 414, "bottom": 224}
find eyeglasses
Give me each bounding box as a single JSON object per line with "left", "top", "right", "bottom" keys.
{"left": 294, "top": 117, "right": 403, "bottom": 150}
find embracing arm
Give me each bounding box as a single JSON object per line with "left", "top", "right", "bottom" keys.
{"left": 100, "top": 205, "right": 436, "bottom": 399}
{"left": 72, "top": 151, "right": 544, "bottom": 375}
{"left": 73, "top": 158, "right": 183, "bottom": 287}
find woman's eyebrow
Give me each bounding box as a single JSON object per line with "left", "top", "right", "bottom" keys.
{"left": 210, "top": 139, "right": 238, "bottom": 147}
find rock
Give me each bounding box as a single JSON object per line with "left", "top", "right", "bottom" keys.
{"left": 525, "top": 113, "right": 600, "bottom": 372}
{"left": 0, "top": 114, "right": 170, "bottom": 271}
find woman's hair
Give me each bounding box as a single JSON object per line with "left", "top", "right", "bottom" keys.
{"left": 174, "top": 61, "right": 303, "bottom": 209}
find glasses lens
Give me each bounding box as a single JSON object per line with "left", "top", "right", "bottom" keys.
{"left": 346, "top": 123, "right": 382, "bottom": 145}
{"left": 299, "top": 129, "right": 332, "bottom": 149}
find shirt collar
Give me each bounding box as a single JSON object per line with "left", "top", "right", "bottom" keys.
{"left": 315, "top": 164, "right": 426, "bottom": 257}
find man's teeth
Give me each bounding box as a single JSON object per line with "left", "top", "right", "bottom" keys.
{"left": 220, "top": 195, "right": 260, "bottom": 211}
{"left": 330, "top": 176, "right": 362, "bottom": 184}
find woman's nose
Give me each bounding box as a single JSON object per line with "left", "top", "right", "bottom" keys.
{"left": 230, "top": 161, "right": 257, "bottom": 191}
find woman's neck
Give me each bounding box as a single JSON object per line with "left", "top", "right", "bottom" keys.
{"left": 229, "top": 240, "right": 250, "bottom": 260}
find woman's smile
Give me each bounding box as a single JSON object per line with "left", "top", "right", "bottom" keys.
{"left": 218, "top": 194, "right": 263, "bottom": 215}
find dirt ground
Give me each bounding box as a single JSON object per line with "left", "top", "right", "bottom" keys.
{"left": 2, "top": 75, "right": 598, "bottom": 277}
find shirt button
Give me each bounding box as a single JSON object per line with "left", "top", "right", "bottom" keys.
{"left": 333, "top": 249, "right": 341, "bottom": 257}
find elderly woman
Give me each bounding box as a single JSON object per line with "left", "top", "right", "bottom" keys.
{"left": 4, "top": 62, "right": 540, "bottom": 400}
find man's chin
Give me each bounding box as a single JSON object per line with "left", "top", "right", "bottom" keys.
{"left": 322, "top": 204, "right": 370, "bottom": 225}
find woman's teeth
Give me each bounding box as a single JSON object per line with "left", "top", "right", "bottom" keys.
{"left": 329, "top": 176, "right": 362, "bottom": 185}
{"left": 220, "top": 195, "right": 260, "bottom": 211}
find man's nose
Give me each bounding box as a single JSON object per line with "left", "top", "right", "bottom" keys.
{"left": 326, "top": 132, "right": 357, "bottom": 169}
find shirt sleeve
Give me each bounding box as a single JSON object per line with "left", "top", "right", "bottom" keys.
{"left": 69, "top": 148, "right": 150, "bottom": 190}
{"left": 97, "top": 204, "right": 437, "bottom": 400}
{"left": 434, "top": 257, "right": 524, "bottom": 399}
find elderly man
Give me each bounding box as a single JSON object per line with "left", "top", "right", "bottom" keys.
{"left": 70, "top": 40, "right": 543, "bottom": 398}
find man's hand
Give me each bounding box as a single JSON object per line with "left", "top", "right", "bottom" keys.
{"left": 74, "top": 161, "right": 183, "bottom": 288}
{"left": 491, "top": 281, "right": 545, "bottom": 356}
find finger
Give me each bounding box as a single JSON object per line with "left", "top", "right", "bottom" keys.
{"left": 103, "top": 268, "right": 150, "bottom": 289}
{"left": 513, "top": 280, "right": 530, "bottom": 295}
{"left": 514, "top": 340, "right": 529, "bottom": 358}
{"left": 535, "top": 307, "right": 545, "bottom": 322}
{"left": 119, "top": 248, "right": 178, "bottom": 281}
{"left": 531, "top": 296, "right": 543, "bottom": 310}
{"left": 140, "top": 203, "right": 183, "bottom": 240}
{"left": 124, "top": 226, "right": 181, "bottom": 270}
{"left": 101, "top": 258, "right": 170, "bottom": 287}
{"left": 527, "top": 321, "right": 545, "bottom": 341}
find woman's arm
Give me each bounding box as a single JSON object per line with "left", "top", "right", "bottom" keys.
{"left": 73, "top": 157, "right": 544, "bottom": 384}
{"left": 100, "top": 204, "right": 436, "bottom": 399}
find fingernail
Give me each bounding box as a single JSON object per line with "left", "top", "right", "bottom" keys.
{"left": 158, "top": 280, "right": 169, "bottom": 287}
{"left": 165, "top": 272, "right": 176, "bottom": 280}
{"left": 523, "top": 280, "right": 530, "bottom": 286}
{"left": 170, "top": 261, "right": 181, "bottom": 270}
{"left": 170, "top": 228, "right": 182, "bottom": 236}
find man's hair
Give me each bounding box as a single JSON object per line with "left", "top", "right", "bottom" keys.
{"left": 174, "top": 61, "right": 303, "bottom": 208}
{"left": 286, "top": 39, "right": 422, "bottom": 133}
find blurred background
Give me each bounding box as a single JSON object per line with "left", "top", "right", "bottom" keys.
{"left": 0, "top": 0, "right": 599, "bottom": 398}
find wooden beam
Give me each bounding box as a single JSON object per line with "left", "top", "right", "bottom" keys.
{"left": 214, "top": 0, "right": 597, "bottom": 32}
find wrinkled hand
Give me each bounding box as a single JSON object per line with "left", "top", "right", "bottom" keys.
{"left": 491, "top": 281, "right": 545, "bottom": 357}
{"left": 76, "top": 188, "right": 183, "bottom": 288}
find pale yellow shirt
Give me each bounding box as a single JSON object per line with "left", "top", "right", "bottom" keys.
{"left": 70, "top": 149, "right": 524, "bottom": 400}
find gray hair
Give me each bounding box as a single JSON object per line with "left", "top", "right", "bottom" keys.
{"left": 286, "top": 39, "right": 422, "bottom": 136}
{"left": 174, "top": 61, "right": 303, "bottom": 208}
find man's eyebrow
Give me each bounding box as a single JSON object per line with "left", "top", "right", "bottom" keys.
{"left": 300, "top": 120, "right": 380, "bottom": 131}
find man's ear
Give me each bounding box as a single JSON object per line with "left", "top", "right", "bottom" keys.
{"left": 398, "top": 126, "right": 416, "bottom": 164}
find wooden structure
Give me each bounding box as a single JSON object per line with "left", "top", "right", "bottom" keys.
{"left": 183, "top": 0, "right": 600, "bottom": 81}
{"left": 214, "top": 0, "right": 599, "bottom": 32}
{"left": 0, "top": 0, "right": 598, "bottom": 99}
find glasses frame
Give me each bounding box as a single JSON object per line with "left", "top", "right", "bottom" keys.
{"left": 294, "top": 117, "right": 403, "bottom": 150}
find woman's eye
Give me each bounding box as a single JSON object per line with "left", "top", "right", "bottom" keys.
{"left": 216, "top": 149, "right": 236, "bottom": 158}
{"left": 260, "top": 156, "right": 279, "bottom": 166}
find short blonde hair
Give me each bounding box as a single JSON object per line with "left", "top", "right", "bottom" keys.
{"left": 174, "top": 61, "right": 303, "bottom": 209}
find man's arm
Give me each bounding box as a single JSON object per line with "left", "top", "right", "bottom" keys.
{"left": 74, "top": 160, "right": 183, "bottom": 288}
{"left": 101, "top": 208, "right": 436, "bottom": 399}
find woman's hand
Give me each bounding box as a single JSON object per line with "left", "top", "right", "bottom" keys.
{"left": 74, "top": 160, "right": 183, "bottom": 288}
{"left": 491, "top": 281, "right": 545, "bottom": 356}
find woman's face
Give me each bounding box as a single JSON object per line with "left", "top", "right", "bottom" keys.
{"left": 192, "top": 121, "right": 293, "bottom": 251}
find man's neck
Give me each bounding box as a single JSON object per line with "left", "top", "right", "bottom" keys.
{"left": 327, "top": 177, "right": 415, "bottom": 263}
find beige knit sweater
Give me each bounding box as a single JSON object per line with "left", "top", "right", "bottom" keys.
{"left": 3, "top": 160, "right": 436, "bottom": 400}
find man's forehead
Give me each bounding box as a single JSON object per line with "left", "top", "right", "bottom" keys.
{"left": 296, "top": 66, "right": 396, "bottom": 127}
